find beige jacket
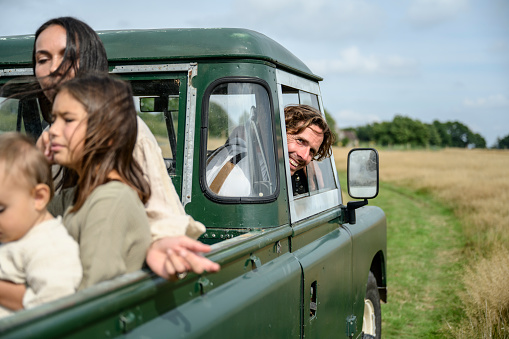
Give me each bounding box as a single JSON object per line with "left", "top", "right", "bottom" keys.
{"left": 135, "top": 117, "right": 205, "bottom": 241}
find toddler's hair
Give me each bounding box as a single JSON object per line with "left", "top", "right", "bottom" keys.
{"left": 0, "top": 132, "right": 54, "bottom": 199}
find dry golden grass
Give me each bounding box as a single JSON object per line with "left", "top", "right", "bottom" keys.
{"left": 333, "top": 147, "right": 509, "bottom": 338}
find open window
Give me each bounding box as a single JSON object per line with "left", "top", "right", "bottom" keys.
{"left": 202, "top": 78, "right": 278, "bottom": 203}
{"left": 281, "top": 85, "right": 337, "bottom": 197}
{"left": 0, "top": 83, "right": 47, "bottom": 140}
{"left": 130, "top": 79, "right": 180, "bottom": 176}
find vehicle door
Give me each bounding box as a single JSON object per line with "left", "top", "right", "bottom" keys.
{"left": 276, "top": 69, "right": 355, "bottom": 338}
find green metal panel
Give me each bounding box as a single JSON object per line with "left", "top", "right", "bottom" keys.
{"left": 0, "top": 34, "right": 34, "bottom": 67}
{"left": 292, "top": 219, "right": 354, "bottom": 338}
{"left": 0, "top": 28, "right": 321, "bottom": 81}
{"left": 185, "top": 61, "right": 289, "bottom": 230}
{"left": 344, "top": 206, "right": 387, "bottom": 328}
{"left": 126, "top": 253, "right": 302, "bottom": 338}
{"left": 0, "top": 226, "right": 297, "bottom": 338}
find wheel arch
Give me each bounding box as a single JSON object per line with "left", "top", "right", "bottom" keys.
{"left": 370, "top": 250, "right": 387, "bottom": 303}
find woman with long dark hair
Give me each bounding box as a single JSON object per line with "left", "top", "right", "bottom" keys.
{"left": 32, "top": 17, "right": 218, "bottom": 280}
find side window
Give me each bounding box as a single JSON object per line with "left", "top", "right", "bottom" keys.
{"left": 0, "top": 83, "right": 47, "bottom": 140}
{"left": 130, "top": 79, "right": 180, "bottom": 176}
{"left": 0, "top": 97, "right": 22, "bottom": 132}
{"left": 204, "top": 80, "right": 277, "bottom": 200}
{"left": 281, "top": 86, "right": 337, "bottom": 196}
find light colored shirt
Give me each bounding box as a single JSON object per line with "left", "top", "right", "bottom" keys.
{"left": 0, "top": 217, "right": 82, "bottom": 317}
{"left": 135, "top": 117, "right": 205, "bottom": 241}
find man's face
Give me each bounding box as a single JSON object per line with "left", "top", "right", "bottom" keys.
{"left": 287, "top": 124, "right": 324, "bottom": 176}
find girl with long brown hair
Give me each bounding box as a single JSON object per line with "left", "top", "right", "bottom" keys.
{"left": 49, "top": 73, "right": 151, "bottom": 289}
{"left": 32, "top": 17, "right": 218, "bottom": 280}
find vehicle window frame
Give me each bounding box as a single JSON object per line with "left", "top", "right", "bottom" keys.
{"left": 276, "top": 69, "right": 342, "bottom": 223}
{"left": 112, "top": 71, "right": 191, "bottom": 199}
{"left": 200, "top": 76, "right": 280, "bottom": 204}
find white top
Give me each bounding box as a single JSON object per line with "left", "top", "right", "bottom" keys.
{"left": 0, "top": 217, "right": 82, "bottom": 317}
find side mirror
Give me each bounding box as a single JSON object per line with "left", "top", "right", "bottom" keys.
{"left": 343, "top": 148, "right": 379, "bottom": 225}
{"left": 347, "top": 148, "right": 379, "bottom": 199}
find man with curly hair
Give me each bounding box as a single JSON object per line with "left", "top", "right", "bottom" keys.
{"left": 284, "top": 104, "right": 335, "bottom": 195}
{"left": 207, "top": 104, "right": 334, "bottom": 196}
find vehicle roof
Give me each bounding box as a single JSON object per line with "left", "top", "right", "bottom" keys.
{"left": 0, "top": 28, "right": 322, "bottom": 81}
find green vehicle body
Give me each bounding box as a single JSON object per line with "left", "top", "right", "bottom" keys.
{"left": 0, "top": 28, "right": 386, "bottom": 338}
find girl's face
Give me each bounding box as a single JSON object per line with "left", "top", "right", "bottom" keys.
{"left": 34, "top": 24, "right": 76, "bottom": 101}
{"left": 49, "top": 89, "right": 87, "bottom": 172}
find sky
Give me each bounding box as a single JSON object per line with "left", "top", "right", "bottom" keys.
{"left": 2, "top": 0, "right": 508, "bottom": 146}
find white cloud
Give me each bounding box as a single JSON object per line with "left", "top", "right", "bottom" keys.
{"left": 333, "top": 109, "right": 381, "bottom": 129}
{"left": 225, "top": 0, "right": 384, "bottom": 41}
{"left": 307, "top": 46, "right": 419, "bottom": 76}
{"left": 407, "top": 0, "right": 468, "bottom": 27}
{"left": 463, "top": 94, "right": 509, "bottom": 108}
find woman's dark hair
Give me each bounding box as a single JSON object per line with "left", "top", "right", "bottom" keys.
{"left": 33, "top": 16, "right": 108, "bottom": 79}
{"left": 55, "top": 74, "right": 150, "bottom": 212}
{"left": 33, "top": 17, "right": 108, "bottom": 122}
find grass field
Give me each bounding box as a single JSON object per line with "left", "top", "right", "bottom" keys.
{"left": 333, "top": 147, "right": 509, "bottom": 338}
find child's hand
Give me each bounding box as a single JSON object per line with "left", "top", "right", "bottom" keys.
{"left": 36, "top": 131, "right": 54, "bottom": 164}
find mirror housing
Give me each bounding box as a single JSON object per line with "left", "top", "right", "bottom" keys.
{"left": 347, "top": 148, "right": 379, "bottom": 199}
{"left": 343, "top": 148, "right": 379, "bottom": 225}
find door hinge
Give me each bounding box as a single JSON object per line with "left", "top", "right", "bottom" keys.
{"left": 346, "top": 315, "right": 357, "bottom": 338}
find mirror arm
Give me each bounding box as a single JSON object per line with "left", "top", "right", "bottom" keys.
{"left": 343, "top": 199, "right": 368, "bottom": 225}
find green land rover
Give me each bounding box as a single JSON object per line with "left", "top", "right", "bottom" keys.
{"left": 0, "top": 28, "right": 386, "bottom": 338}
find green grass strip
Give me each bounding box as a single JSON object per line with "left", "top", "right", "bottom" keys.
{"left": 339, "top": 173, "right": 466, "bottom": 337}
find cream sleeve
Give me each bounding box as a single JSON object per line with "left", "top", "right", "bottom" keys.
{"left": 134, "top": 117, "right": 206, "bottom": 242}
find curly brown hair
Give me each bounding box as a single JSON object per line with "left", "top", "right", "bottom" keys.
{"left": 284, "top": 105, "right": 335, "bottom": 161}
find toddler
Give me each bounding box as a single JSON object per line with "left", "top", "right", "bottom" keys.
{"left": 0, "top": 132, "right": 81, "bottom": 317}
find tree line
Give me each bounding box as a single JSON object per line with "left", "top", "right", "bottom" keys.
{"left": 335, "top": 114, "right": 508, "bottom": 149}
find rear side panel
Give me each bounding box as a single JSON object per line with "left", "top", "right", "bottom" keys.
{"left": 127, "top": 253, "right": 302, "bottom": 338}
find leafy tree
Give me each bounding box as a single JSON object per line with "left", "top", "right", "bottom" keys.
{"left": 495, "top": 134, "right": 509, "bottom": 149}
{"left": 324, "top": 109, "right": 339, "bottom": 146}
{"left": 208, "top": 102, "right": 230, "bottom": 138}
{"left": 469, "top": 133, "right": 486, "bottom": 149}
{"left": 444, "top": 121, "right": 471, "bottom": 148}
{"left": 356, "top": 124, "right": 375, "bottom": 142}
{"left": 426, "top": 123, "right": 442, "bottom": 146}
{"left": 433, "top": 120, "right": 452, "bottom": 147}
{"left": 390, "top": 115, "right": 414, "bottom": 145}
{"left": 348, "top": 116, "right": 486, "bottom": 149}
